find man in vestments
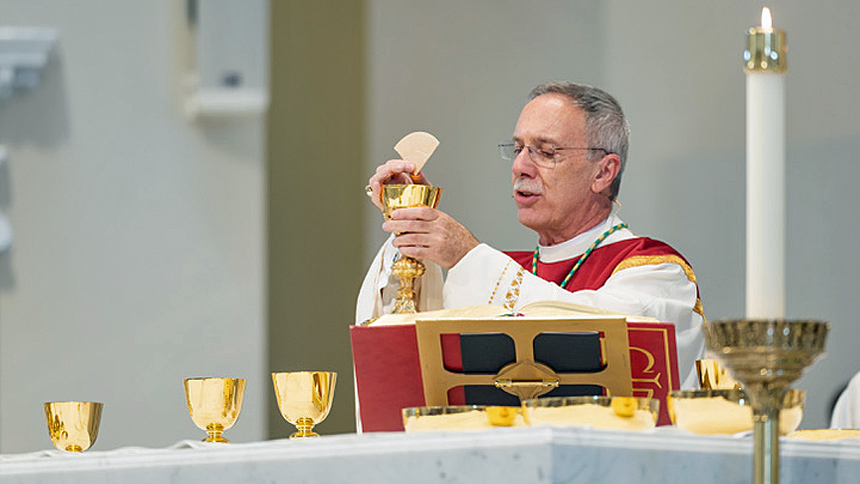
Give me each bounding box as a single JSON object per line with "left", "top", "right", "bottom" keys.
{"left": 357, "top": 81, "right": 704, "bottom": 388}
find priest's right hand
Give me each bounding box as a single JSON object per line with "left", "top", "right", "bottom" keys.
{"left": 366, "top": 159, "right": 431, "bottom": 212}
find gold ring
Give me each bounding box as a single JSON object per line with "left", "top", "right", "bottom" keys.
{"left": 365, "top": 185, "right": 373, "bottom": 197}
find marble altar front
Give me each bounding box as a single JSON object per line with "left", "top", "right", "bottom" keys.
{"left": 1, "top": 426, "right": 858, "bottom": 483}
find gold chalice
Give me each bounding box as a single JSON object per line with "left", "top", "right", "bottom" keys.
{"left": 703, "top": 319, "right": 828, "bottom": 484}
{"left": 696, "top": 358, "right": 741, "bottom": 390}
{"left": 272, "top": 371, "right": 336, "bottom": 439}
{"left": 381, "top": 184, "right": 442, "bottom": 314}
{"left": 184, "top": 377, "right": 245, "bottom": 443}
{"left": 44, "top": 401, "right": 103, "bottom": 452}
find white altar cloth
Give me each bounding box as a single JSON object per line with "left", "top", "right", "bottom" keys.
{"left": 2, "top": 427, "right": 859, "bottom": 483}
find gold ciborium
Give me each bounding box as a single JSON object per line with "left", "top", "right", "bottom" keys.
{"left": 272, "top": 371, "right": 336, "bottom": 439}
{"left": 184, "top": 377, "right": 245, "bottom": 443}
{"left": 381, "top": 184, "right": 442, "bottom": 314}
{"left": 703, "top": 319, "right": 828, "bottom": 484}
{"left": 44, "top": 401, "right": 103, "bottom": 452}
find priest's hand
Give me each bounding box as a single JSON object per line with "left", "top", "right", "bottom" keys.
{"left": 383, "top": 206, "right": 479, "bottom": 270}
{"left": 366, "top": 159, "right": 430, "bottom": 212}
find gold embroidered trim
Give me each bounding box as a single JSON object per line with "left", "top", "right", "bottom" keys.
{"left": 611, "top": 255, "right": 695, "bottom": 283}
{"left": 611, "top": 255, "right": 705, "bottom": 320}
{"left": 693, "top": 299, "right": 705, "bottom": 319}
{"left": 503, "top": 268, "right": 525, "bottom": 311}
{"left": 488, "top": 260, "right": 513, "bottom": 305}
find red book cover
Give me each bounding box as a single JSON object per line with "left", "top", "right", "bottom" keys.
{"left": 350, "top": 321, "right": 679, "bottom": 432}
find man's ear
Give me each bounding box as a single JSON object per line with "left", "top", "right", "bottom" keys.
{"left": 591, "top": 153, "right": 621, "bottom": 195}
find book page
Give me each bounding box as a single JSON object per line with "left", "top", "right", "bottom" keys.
{"left": 519, "top": 301, "right": 658, "bottom": 322}
{"left": 366, "top": 300, "right": 657, "bottom": 326}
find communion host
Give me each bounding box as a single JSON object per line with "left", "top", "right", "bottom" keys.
{"left": 357, "top": 81, "right": 704, "bottom": 388}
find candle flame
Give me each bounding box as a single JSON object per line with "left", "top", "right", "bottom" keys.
{"left": 761, "top": 7, "right": 773, "bottom": 30}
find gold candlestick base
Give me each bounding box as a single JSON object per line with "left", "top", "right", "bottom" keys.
{"left": 704, "top": 319, "right": 828, "bottom": 484}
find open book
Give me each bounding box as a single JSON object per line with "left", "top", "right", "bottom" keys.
{"left": 367, "top": 300, "right": 658, "bottom": 326}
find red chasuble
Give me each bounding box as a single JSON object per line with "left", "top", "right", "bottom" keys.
{"left": 505, "top": 237, "right": 698, "bottom": 294}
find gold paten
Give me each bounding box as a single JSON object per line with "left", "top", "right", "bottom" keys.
{"left": 184, "top": 377, "right": 245, "bottom": 443}
{"left": 382, "top": 184, "right": 442, "bottom": 314}
{"left": 744, "top": 27, "right": 787, "bottom": 73}
{"left": 414, "top": 317, "right": 632, "bottom": 406}
{"left": 272, "top": 371, "right": 336, "bottom": 439}
{"left": 704, "top": 319, "right": 828, "bottom": 484}
{"left": 44, "top": 401, "right": 103, "bottom": 452}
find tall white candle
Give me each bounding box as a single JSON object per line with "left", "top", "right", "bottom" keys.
{"left": 745, "top": 7, "right": 787, "bottom": 319}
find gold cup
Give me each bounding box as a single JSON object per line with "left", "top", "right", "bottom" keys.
{"left": 44, "top": 401, "right": 103, "bottom": 452}
{"left": 272, "top": 371, "right": 336, "bottom": 439}
{"left": 184, "top": 377, "right": 245, "bottom": 443}
{"left": 381, "top": 184, "right": 442, "bottom": 314}
{"left": 696, "top": 358, "right": 740, "bottom": 390}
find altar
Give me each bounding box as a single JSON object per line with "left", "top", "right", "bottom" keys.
{"left": 2, "top": 426, "right": 859, "bottom": 484}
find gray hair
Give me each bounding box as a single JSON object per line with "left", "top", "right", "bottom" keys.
{"left": 529, "top": 81, "right": 630, "bottom": 200}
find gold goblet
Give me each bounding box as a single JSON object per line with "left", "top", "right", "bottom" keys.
{"left": 272, "top": 371, "right": 336, "bottom": 439}
{"left": 695, "top": 358, "right": 741, "bottom": 390}
{"left": 184, "top": 377, "right": 245, "bottom": 443}
{"left": 44, "top": 401, "right": 103, "bottom": 452}
{"left": 381, "top": 184, "right": 442, "bottom": 314}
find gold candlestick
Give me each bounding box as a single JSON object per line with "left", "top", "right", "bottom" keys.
{"left": 744, "top": 7, "right": 787, "bottom": 74}
{"left": 703, "top": 319, "right": 828, "bottom": 484}
{"left": 381, "top": 184, "right": 442, "bottom": 314}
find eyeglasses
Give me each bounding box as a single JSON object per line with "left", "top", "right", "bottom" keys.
{"left": 498, "top": 142, "right": 610, "bottom": 168}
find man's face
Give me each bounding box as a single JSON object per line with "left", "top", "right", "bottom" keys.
{"left": 510, "top": 93, "right": 604, "bottom": 244}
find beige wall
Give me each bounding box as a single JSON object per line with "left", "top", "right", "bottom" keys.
{"left": 267, "top": 0, "right": 365, "bottom": 436}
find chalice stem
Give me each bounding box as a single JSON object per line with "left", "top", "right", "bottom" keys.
{"left": 391, "top": 255, "right": 426, "bottom": 314}
{"left": 753, "top": 408, "right": 780, "bottom": 484}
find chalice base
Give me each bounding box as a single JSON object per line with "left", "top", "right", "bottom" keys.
{"left": 204, "top": 425, "right": 229, "bottom": 443}
{"left": 290, "top": 418, "right": 319, "bottom": 439}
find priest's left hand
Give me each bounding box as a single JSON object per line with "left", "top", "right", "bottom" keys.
{"left": 383, "top": 207, "right": 479, "bottom": 270}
